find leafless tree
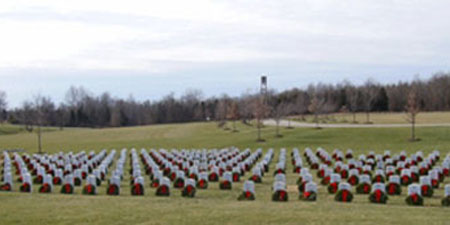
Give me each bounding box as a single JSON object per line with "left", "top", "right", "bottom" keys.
{"left": 345, "top": 85, "right": 360, "bottom": 123}
{"left": 362, "top": 79, "right": 378, "bottom": 124}
{"left": 273, "top": 102, "right": 287, "bottom": 137}
{"left": 33, "top": 95, "right": 52, "bottom": 154}
{"left": 284, "top": 103, "right": 296, "bottom": 129}
{"left": 339, "top": 105, "right": 349, "bottom": 122}
{"left": 215, "top": 96, "right": 229, "bottom": 128}
{"left": 294, "top": 92, "right": 309, "bottom": 122}
{"left": 405, "top": 88, "right": 420, "bottom": 141}
{"left": 308, "top": 95, "right": 325, "bottom": 129}
{"left": 238, "top": 92, "right": 255, "bottom": 125}
{"left": 0, "top": 91, "right": 7, "bottom": 124}
{"left": 321, "top": 99, "right": 338, "bottom": 122}
{"left": 252, "top": 97, "right": 269, "bottom": 142}
{"left": 227, "top": 101, "right": 240, "bottom": 132}
{"left": 20, "top": 101, "right": 34, "bottom": 132}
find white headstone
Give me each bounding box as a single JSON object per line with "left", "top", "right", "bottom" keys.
{"left": 389, "top": 175, "right": 400, "bottom": 184}
{"left": 63, "top": 174, "right": 73, "bottom": 185}
{"left": 445, "top": 184, "right": 450, "bottom": 197}
{"left": 135, "top": 176, "right": 144, "bottom": 185}
{"left": 3, "top": 172, "right": 12, "bottom": 186}
{"left": 305, "top": 182, "right": 317, "bottom": 193}
{"left": 273, "top": 181, "right": 287, "bottom": 191}
{"left": 55, "top": 169, "right": 63, "bottom": 178}
{"left": 330, "top": 173, "right": 341, "bottom": 183}
{"left": 87, "top": 175, "right": 97, "bottom": 186}
{"left": 161, "top": 177, "right": 171, "bottom": 187}
{"left": 252, "top": 167, "right": 262, "bottom": 177}
{"left": 199, "top": 172, "right": 208, "bottom": 180}
{"left": 243, "top": 181, "right": 255, "bottom": 193}
{"left": 420, "top": 176, "right": 431, "bottom": 186}
{"left": 349, "top": 169, "right": 359, "bottom": 177}
{"left": 223, "top": 172, "right": 232, "bottom": 182}
{"left": 274, "top": 174, "right": 286, "bottom": 183}
{"left": 372, "top": 183, "right": 386, "bottom": 193}
{"left": 110, "top": 176, "right": 121, "bottom": 186}
{"left": 176, "top": 171, "right": 185, "bottom": 179}
{"left": 302, "top": 174, "right": 313, "bottom": 183}
{"left": 359, "top": 175, "right": 371, "bottom": 184}
{"left": 324, "top": 168, "right": 332, "bottom": 177}
{"left": 185, "top": 178, "right": 195, "bottom": 187}
{"left": 338, "top": 182, "right": 351, "bottom": 191}
{"left": 23, "top": 173, "right": 32, "bottom": 184}
{"left": 401, "top": 169, "right": 411, "bottom": 177}
{"left": 430, "top": 169, "right": 439, "bottom": 180}
{"left": 300, "top": 168, "right": 310, "bottom": 176}
{"left": 408, "top": 184, "right": 421, "bottom": 196}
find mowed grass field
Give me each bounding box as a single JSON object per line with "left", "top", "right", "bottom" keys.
{"left": 293, "top": 111, "right": 450, "bottom": 124}
{"left": 0, "top": 118, "right": 450, "bottom": 225}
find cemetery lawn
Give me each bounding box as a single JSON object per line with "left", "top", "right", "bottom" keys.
{"left": 1, "top": 121, "right": 450, "bottom": 225}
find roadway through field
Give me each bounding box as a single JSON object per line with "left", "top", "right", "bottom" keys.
{"left": 263, "top": 119, "right": 450, "bottom": 128}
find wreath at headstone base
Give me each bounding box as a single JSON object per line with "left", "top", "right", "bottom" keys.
{"left": 60, "top": 184, "right": 74, "bottom": 194}
{"left": 299, "top": 191, "right": 317, "bottom": 201}
{"left": 335, "top": 190, "right": 353, "bottom": 202}
{"left": 237, "top": 191, "right": 255, "bottom": 201}
{"left": 196, "top": 179, "right": 208, "bottom": 189}
{"left": 272, "top": 190, "right": 288, "bottom": 202}
{"left": 441, "top": 196, "right": 450, "bottom": 206}
{"left": 386, "top": 183, "right": 402, "bottom": 195}
{"left": 20, "top": 183, "right": 31, "bottom": 192}
{"left": 156, "top": 185, "right": 170, "bottom": 196}
{"left": 421, "top": 185, "right": 433, "bottom": 197}
{"left": 327, "top": 183, "right": 338, "bottom": 194}
{"left": 181, "top": 185, "right": 196, "bottom": 198}
{"left": 107, "top": 184, "right": 120, "bottom": 195}
{"left": 356, "top": 183, "right": 371, "bottom": 194}
{"left": 39, "top": 184, "right": 52, "bottom": 193}
{"left": 405, "top": 194, "right": 423, "bottom": 206}
{"left": 219, "top": 181, "right": 232, "bottom": 190}
{"left": 369, "top": 190, "right": 388, "bottom": 204}
{"left": 82, "top": 184, "right": 96, "bottom": 195}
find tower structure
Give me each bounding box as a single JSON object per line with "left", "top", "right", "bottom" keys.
{"left": 260, "top": 75, "right": 268, "bottom": 104}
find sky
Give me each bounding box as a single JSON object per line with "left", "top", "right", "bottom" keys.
{"left": 1, "top": 0, "right": 450, "bottom": 108}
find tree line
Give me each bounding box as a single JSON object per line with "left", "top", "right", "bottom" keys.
{"left": 0, "top": 73, "right": 449, "bottom": 130}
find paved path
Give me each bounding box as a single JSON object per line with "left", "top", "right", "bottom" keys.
{"left": 263, "top": 119, "right": 450, "bottom": 128}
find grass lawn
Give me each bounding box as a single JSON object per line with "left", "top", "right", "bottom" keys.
{"left": 292, "top": 111, "right": 450, "bottom": 124}
{"left": 0, "top": 122, "right": 449, "bottom": 225}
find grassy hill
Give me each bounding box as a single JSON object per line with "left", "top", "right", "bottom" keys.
{"left": 0, "top": 120, "right": 449, "bottom": 225}
{"left": 1, "top": 120, "right": 450, "bottom": 153}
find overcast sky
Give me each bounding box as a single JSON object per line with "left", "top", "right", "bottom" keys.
{"left": 1, "top": 0, "right": 450, "bottom": 108}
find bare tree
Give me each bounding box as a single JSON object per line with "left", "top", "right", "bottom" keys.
{"left": 405, "top": 89, "right": 420, "bottom": 141}
{"left": 273, "top": 102, "right": 287, "bottom": 137}
{"left": 308, "top": 95, "right": 325, "bottom": 129}
{"left": 226, "top": 101, "right": 240, "bottom": 132}
{"left": 285, "top": 103, "right": 296, "bottom": 129}
{"left": 321, "top": 99, "right": 338, "bottom": 122}
{"left": 339, "top": 105, "right": 349, "bottom": 123}
{"left": 215, "top": 96, "right": 229, "bottom": 129}
{"left": 363, "top": 79, "right": 378, "bottom": 124}
{"left": 33, "top": 95, "right": 47, "bottom": 153}
{"left": 252, "top": 97, "right": 269, "bottom": 142}
{"left": 294, "top": 92, "right": 309, "bottom": 122}
{"left": 55, "top": 105, "right": 67, "bottom": 130}
{"left": 345, "top": 85, "right": 360, "bottom": 123}
{"left": 20, "top": 101, "right": 34, "bottom": 132}
{"left": 0, "top": 91, "right": 7, "bottom": 124}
